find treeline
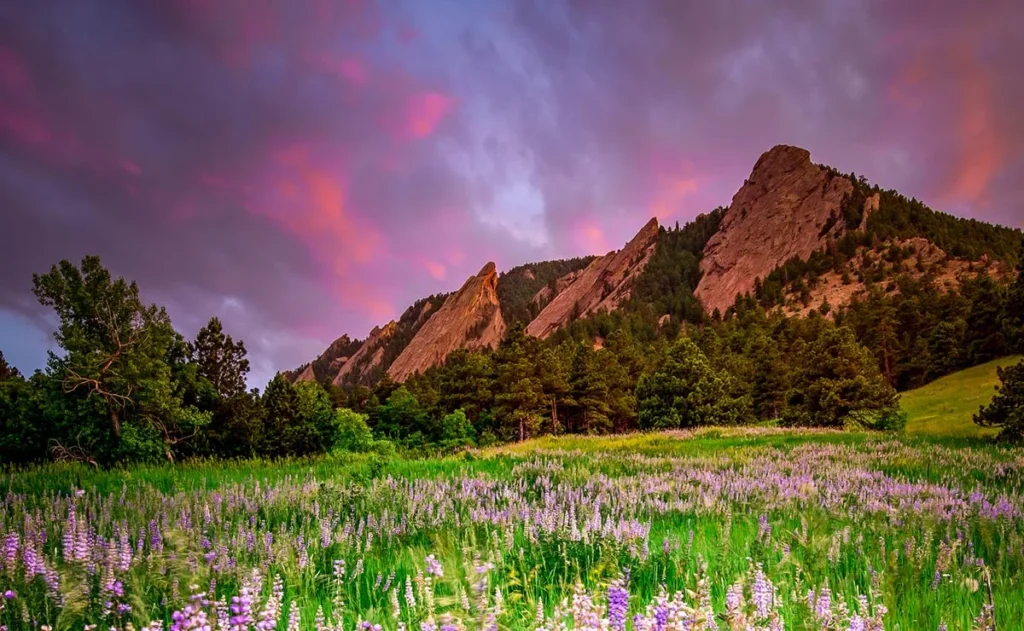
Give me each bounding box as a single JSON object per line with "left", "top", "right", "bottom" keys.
{"left": 1, "top": 253, "right": 910, "bottom": 466}
{"left": 334, "top": 304, "right": 901, "bottom": 448}
{"left": 0, "top": 256, "right": 381, "bottom": 466}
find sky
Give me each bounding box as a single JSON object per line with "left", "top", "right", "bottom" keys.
{"left": 1, "top": 0, "right": 1022, "bottom": 388}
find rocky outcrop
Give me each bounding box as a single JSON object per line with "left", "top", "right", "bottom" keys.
{"left": 525, "top": 218, "right": 659, "bottom": 339}
{"left": 387, "top": 262, "right": 506, "bottom": 382}
{"left": 781, "top": 237, "right": 1012, "bottom": 317}
{"left": 333, "top": 321, "right": 397, "bottom": 385}
{"left": 695, "top": 145, "right": 854, "bottom": 314}
{"left": 530, "top": 269, "right": 584, "bottom": 308}
{"left": 295, "top": 364, "right": 317, "bottom": 382}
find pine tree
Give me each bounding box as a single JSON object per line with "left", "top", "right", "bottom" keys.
{"left": 746, "top": 331, "right": 790, "bottom": 420}
{"left": 32, "top": 256, "right": 188, "bottom": 463}
{"left": 568, "top": 343, "right": 613, "bottom": 434}
{"left": 636, "top": 336, "right": 748, "bottom": 429}
{"left": 1003, "top": 238, "right": 1024, "bottom": 353}
{"left": 790, "top": 325, "right": 898, "bottom": 427}
{"left": 974, "top": 359, "right": 1024, "bottom": 442}
{"left": 191, "top": 317, "right": 250, "bottom": 398}
{"left": 261, "top": 374, "right": 300, "bottom": 456}
{"left": 493, "top": 324, "right": 544, "bottom": 441}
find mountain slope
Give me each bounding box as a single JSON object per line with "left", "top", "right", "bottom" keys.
{"left": 525, "top": 218, "right": 660, "bottom": 339}
{"left": 387, "top": 262, "right": 506, "bottom": 382}
{"left": 901, "top": 356, "right": 1020, "bottom": 437}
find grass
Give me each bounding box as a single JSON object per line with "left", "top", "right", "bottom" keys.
{"left": 2, "top": 429, "right": 1023, "bottom": 630}
{"left": 901, "top": 355, "right": 1020, "bottom": 437}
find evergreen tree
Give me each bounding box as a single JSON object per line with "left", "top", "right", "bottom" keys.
{"left": 926, "top": 320, "right": 965, "bottom": 379}
{"left": 568, "top": 343, "right": 613, "bottom": 434}
{"left": 974, "top": 359, "right": 1024, "bottom": 442}
{"left": 191, "top": 317, "right": 250, "bottom": 398}
{"left": 203, "top": 390, "right": 264, "bottom": 458}
{"left": 493, "top": 324, "right": 545, "bottom": 441}
{"left": 745, "top": 331, "right": 790, "bottom": 420}
{"left": 636, "top": 336, "right": 748, "bottom": 429}
{"left": 261, "top": 374, "right": 300, "bottom": 456}
{"left": 1003, "top": 238, "right": 1024, "bottom": 353}
{"left": 32, "top": 256, "right": 193, "bottom": 464}
{"left": 788, "top": 325, "right": 898, "bottom": 427}
{"left": 962, "top": 273, "right": 1007, "bottom": 364}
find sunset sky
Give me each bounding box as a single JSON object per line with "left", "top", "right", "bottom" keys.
{"left": 1, "top": 0, "right": 1022, "bottom": 387}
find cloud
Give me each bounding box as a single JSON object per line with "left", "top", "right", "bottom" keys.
{"left": 1, "top": 0, "right": 1021, "bottom": 385}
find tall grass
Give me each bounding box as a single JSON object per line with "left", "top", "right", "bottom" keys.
{"left": 1, "top": 429, "right": 1021, "bottom": 630}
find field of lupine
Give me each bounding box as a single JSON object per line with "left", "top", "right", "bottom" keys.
{"left": 1, "top": 428, "right": 1023, "bottom": 631}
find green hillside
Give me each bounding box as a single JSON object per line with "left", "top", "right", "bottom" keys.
{"left": 901, "top": 355, "right": 1021, "bottom": 437}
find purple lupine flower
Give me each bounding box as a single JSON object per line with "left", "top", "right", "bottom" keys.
{"left": 815, "top": 586, "right": 833, "bottom": 623}
{"left": 425, "top": 555, "right": 443, "bottom": 578}
{"left": 751, "top": 568, "right": 773, "bottom": 620}
{"left": 607, "top": 576, "right": 629, "bottom": 631}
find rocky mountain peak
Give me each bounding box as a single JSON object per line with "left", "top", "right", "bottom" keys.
{"left": 387, "top": 261, "right": 506, "bottom": 381}
{"left": 525, "top": 217, "right": 659, "bottom": 339}
{"left": 695, "top": 145, "right": 854, "bottom": 314}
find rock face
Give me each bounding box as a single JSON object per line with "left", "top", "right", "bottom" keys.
{"left": 696, "top": 145, "right": 854, "bottom": 314}
{"left": 387, "top": 262, "right": 506, "bottom": 382}
{"left": 525, "top": 218, "right": 659, "bottom": 339}
{"left": 294, "top": 364, "right": 317, "bottom": 382}
{"left": 333, "top": 321, "right": 397, "bottom": 385}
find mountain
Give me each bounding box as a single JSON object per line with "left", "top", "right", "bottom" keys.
{"left": 525, "top": 218, "right": 660, "bottom": 338}
{"left": 293, "top": 144, "right": 1020, "bottom": 388}
{"left": 287, "top": 333, "right": 363, "bottom": 383}
{"left": 696, "top": 145, "right": 865, "bottom": 314}
{"left": 387, "top": 262, "right": 506, "bottom": 382}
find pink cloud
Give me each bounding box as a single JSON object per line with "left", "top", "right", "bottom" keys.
{"left": 404, "top": 92, "right": 455, "bottom": 140}
{"left": 424, "top": 261, "right": 446, "bottom": 280}
{"left": 305, "top": 53, "right": 369, "bottom": 86}
{"left": 119, "top": 159, "right": 143, "bottom": 176}
{"left": 0, "top": 106, "right": 52, "bottom": 146}
{"left": 0, "top": 46, "right": 33, "bottom": 98}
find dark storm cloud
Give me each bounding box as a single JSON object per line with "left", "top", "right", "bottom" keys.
{"left": 1, "top": 0, "right": 1021, "bottom": 386}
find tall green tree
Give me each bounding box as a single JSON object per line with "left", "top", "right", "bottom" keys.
{"left": 745, "top": 331, "right": 790, "bottom": 420}
{"left": 636, "top": 336, "right": 748, "bottom": 429}
{"left": 788, "top": 325, "right": 898, "bottom": 427}
{"left": 191, "top": 317, "right": 250, "bottom": 398}
{"left": 261, "top": 374, "right": 300, "bottom": 456}
{"left": 1003, "top": 238, "right": 1024, "bottom": 353}
{"left": 974, "top": 359, "right": 1024, "bottom": 442}
{"left": 493, "top": 324, "right": 545, "bottom": 441}
{"left": 32, "top": 256, "right": 197, "bottom": 463}
{"left": 567, "top": 343, "right": 613, "bottom": 434}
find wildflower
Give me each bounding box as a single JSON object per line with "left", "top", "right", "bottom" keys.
{"left": 607, "top": 576, "right": 629, "bottom": 631}
{"left": 425, "top": 555, "right": 444, "bottom": 578}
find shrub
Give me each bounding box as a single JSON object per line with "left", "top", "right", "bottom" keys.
{"left": 334, "top": 408, "right": 374, "bottom": 452}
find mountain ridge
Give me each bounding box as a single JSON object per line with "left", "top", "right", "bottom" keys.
{"left": 293, "top": 144, "right": 1021, "bottom": 386}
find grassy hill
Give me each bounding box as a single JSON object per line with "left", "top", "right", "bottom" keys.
{"left": 901, "top": 355, "right": 1021, "bottom": 437}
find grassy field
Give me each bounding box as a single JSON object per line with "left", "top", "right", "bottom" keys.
{"left": 901, "top": 355, "right": 1020, "bottom": 438}
{"left": 2, "top": 428, "right": 1022, "bottom": 630}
